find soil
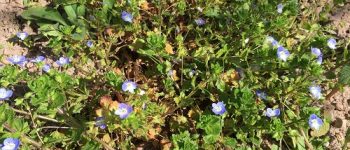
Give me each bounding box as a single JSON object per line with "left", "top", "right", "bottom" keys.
{"left": 330, "top": 3, "right": 350, "bottom": 38}
{"left": 324, "top": 87, "right": 350, "bottom": 150}
{"left": 0, "top": 0, "right": 28, "bottom": 56}
{"left": 0, "top": 0, "right": 350, "bottom": 149}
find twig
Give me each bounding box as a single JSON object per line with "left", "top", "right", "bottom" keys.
{"left": 40, "top": 126, "right": 71, "bottom": 129}
{"left": 11, "top": 107, "right": 60, "bottom": 123}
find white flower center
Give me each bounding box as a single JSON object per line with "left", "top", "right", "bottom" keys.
{"left": 2, "top": 143, "right": 16, "bottom": 150}
{"left": 13, "top": 56, "right": 21, "bottom": 63}
{"left": 213, "top": 105, "right": 222, "bottom": 112}
{"left": 126, "top": 83, "right": 134, "bottom": 91}
{"left": 119, "top": 108, "right": 127, "bottom": 115}
{"left": 0, "top": 89, "right": 7, "bottom": 98}
{"left": 279, "top": 51, "right": 287, "bottom": 60}
{"left": 311, "top": 119, "right": 321, "bottom": 130}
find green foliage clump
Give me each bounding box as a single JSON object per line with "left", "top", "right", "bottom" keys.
{"left": 0, "top": 0, "right": 349, "bottom": 149}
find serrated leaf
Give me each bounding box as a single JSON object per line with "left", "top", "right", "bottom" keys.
{"left": 50, "top": 91, "right": 65, "bottom": 108}
{"left": 339, "top": 65, "right": 350, "bottom": 85}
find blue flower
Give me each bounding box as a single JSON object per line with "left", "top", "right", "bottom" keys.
{"left": 122, "top": 80, "right": 137, "bottom": 93}
{"left": 194, "top": 18, "right": 205, "bottom": 26}
{"left": 311, "top": 47, "right": 323, "bottom": 65}
{"left": 311, "top": 47, "right": 322, "bottom": 57}
{"left": 30, "top": 56, "right": 45, "bottom": 63}
{"left": 277, "top": 46, "right": 290, "bottom": 61}
{"left": 308, "top": 114, "right": 323, "bottom": 130}
{"left": 86, "top": 40, "right": 93, "bottom": 48}
{"left": 121, "top": 11, "right": 133, "bottom": 23}
{"left": 95, "top": 117, "right": 106, "bottom": 129}
{"left": 327, "top": 38, "right": 337, "bottom": 49}
{"left": 277, "top": 4, "right": 284, "bottom": 14}
{"left": 266, "top": 108, "right": 280, "bottom": 118}
{"left": 42, "top": 64, "right": 51, "bottom": 73}
{"left": 0, "top": 88, "right": 13, "bottom": 101}
{"left": 309, "top": 85, "right": 322, "bottom": 100}
{"left": 55, "top": 57, "right": 70, "bottom": 66}
{"left": 266, "top": 36, "right": 280, "bottom": 47}
{"left": 114, "top": 103, "right": 133, "bottom": 119}
{"left": 1, "top": 138, "right": 20, "bottom": 150}
{"left": 316, "top": 55, "right": 323, "bottom": 65}
{"left": 7, "top": 55, "right": 26, "bottom": 66}
{"left": 256, "top": 90, "right": 267, "bottom": 100}
{"left": 16, "top": 32, "right": 28, "bottom": 40}
{"left": 211, "top": 101, "right": 226, "bottom": 115}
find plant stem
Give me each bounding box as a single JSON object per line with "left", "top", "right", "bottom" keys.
{"left": 11, "top": 107, "right": 60, "bottom": 123}
{"left": 299, "top": 128, "right": 314, "bottom": 150}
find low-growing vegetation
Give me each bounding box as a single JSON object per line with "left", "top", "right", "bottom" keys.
{"left": 0, "top": 0, "right": 349, "bottom": 149}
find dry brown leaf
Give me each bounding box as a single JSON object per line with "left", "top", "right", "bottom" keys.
{"left": 140, "top": 1, "right": 150, "bottom": 11}
{"left": 95, "top": 108, "right": 103, "bottom": 117}
{"left": 104, "top": 28, "right": 114, "bottom": 36}
{"left": 100, "top": 95, "right": 112, "bottom": 108}
{"left": 160, "top": 139, "right": 172, "bottom": 150}
{"left": 147, "top": 129, "right": 157, "bottom": 139}
{"left": 114, "top": 68, "right": 123, "bottom": 75}
{"left": 170, "top": 70, "right": 179, "bottom": 81}
{"left": 109, "top": 101, "right": 119, "bottom": 110}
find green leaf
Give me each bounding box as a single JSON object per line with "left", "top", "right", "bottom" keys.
{"left": 9, "top": 118, "right": 30, "bottom": 134}
{"left": 296, "top": 136, "right": 306, "bottom": 150}
{"left": 21, "top": 7, "right": 68, "bottom": 25}
{"left": 105, "top": 71, "right": 123, "bottom": 88}
{"left": 82, "top": 140, "right": 101, "bottom": 150}
{"left": 63, "top": 4, "right": 77, "bottom": 23}
{"left": 204, "top": 6, "right": 220, "bottom": 17}
{"left": 223, "top": 137, "right": 237, "bottom": 148}
{"left": 76, "top": 5, "right": 86, "bottom": 17}
{"left": 171, "top": 131, "right": 198, "bottom": 150}
{"left": 103, "top": 0, "right": 115, "bottom": 9}
{"left": 50, "top": 91, "right": 65, "bottom": 108}
{"left": 197, "top": 115, "right": 222, "bottom": 136}
{"left": 339, "top": 65, "right": 350, "bottom": 85}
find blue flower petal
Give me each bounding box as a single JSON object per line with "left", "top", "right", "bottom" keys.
{"left": 121, "top": 11, "right": 133, "bottom": 23}
{"left": 327, "top": 38, "right": 337, "bottom": 49}
{"left": 114, "top": 103, "right": 133, "bottom": 119}
{"left": 211, "top": 101, "right": 226, "bottom": 115}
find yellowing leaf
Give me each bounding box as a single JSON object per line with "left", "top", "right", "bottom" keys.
{"left": 99, "top": 95, "right": 112, "bottom": 108}
{"left": 310, "top": 122, "right": 330, "bottom": 137}
{"left": 165, "top": 43, "right": 174, "bottom": 54}
{"left": 95, "top": 108, "right": 103, "bottom": 117}
{"left": 102, "top": 134, "right": 111, "bottom": 143}
{"left": 109, "top": 101, "right": 119, "bottom": 110}
{"left": 140, "top": 1, "right": 150, "bottom": 11}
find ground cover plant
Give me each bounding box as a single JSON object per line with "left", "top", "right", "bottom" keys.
{"left": 0, "top": 0, "right": 350, "bottom": 149}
